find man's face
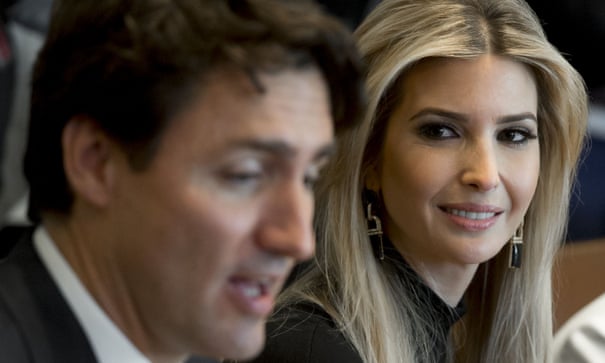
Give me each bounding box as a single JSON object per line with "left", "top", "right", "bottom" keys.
{"left": 104, "top": 68, "right": 333, "bottom": 360}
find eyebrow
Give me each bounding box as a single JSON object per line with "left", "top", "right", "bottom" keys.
{"left": 231, "top": 139, "right": 336, "bottom": 161}
{"left": 410, "top": 107, "right": 538, "bottom": 124}
{"left": 499, "top": 113, "right": 538, "bottom": 124}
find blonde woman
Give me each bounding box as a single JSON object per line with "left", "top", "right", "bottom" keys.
{"left": 249, "top": 0, "right": 588, "bottom": 362}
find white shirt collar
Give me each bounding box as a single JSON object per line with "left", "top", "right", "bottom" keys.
{"left": 33, "top": 225, "right": 151, "bottom": 363}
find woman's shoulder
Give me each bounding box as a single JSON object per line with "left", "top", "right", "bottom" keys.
{"left": 249, "top": 302, "right": 363, "bottom": 363}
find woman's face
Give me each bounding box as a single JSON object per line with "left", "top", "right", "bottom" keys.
{"left": 371, "top": 55, "right": 539, "bottom": 268}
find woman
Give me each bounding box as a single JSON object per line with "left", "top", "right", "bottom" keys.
{"left": 249, "top": 0, "right": 587, "bottom": 362}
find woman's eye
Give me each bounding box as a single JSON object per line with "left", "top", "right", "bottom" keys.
{"left": 418, "top": 123, "right": 458, "bottom": 140}
{"left": 497, "top": 128, "right": 537, "bottom": 145}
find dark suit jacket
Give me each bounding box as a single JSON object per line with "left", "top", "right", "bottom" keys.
{"left": 0, "top": 226, "right": 98, "bottom": 362}
{"left": 0, "top": 226, "right": 217, "bottom": 363}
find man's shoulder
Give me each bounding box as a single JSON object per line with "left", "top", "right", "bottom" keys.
{"left": 0, "top": 224, "right": 34, "bottom": 259}
{"left": 0, "top": 225, "right": 41, "bottom": 362}
{"left": 0, "top": 225, "right": 98, "bottom": 362}
{"left": 0, "top": 295, "right": 32, "bottom": 362}
{"left": 0, "top": 225, "right": 39, "bottom": 302}
{"left": 0, "top": 225, "right": 36, "bottom": 306}
{"left": 0, "top": 288, "right": 97, "bottom": 362}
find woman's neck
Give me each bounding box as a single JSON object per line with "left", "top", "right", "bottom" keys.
{"left": 404, "top": 257, "right": 478, "bottom": 307}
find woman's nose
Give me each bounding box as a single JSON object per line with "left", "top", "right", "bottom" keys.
{"left": 460, "top": 140, "right": 500, "bottom": 192}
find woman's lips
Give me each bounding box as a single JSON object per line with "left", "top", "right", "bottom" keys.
{"left": 439, "top": 204, "right": 503, "bottom": 231}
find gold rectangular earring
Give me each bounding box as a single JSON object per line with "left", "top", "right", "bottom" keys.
{"left": 364, "top": 189, "right": 385, "bottom": 261}
{"left": 508, "top": 220, "right": 524, "bottom": 269}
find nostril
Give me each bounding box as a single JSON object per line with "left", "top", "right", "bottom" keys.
{"left": 259, "top": 185, "right": 315, "bottom": 259}
{"left": 460, "top": 163, "right": 500, "bottom": 191}
{"left": 256, "top": 217, "right": 314, "bottom": 261}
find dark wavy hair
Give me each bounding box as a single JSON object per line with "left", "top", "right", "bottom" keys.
{"left": 24, "top": 0, "right": 365, "bottom": 222}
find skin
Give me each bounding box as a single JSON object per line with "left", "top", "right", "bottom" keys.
{"left": 368, "top": 55, "right": 540, "bottom": 306}
{"left": 46, "top": 67, "right": 334, "bottom": 362}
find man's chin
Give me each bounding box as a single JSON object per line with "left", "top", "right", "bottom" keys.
{"left": 209, "top": 323, "right": 266, "bottom": 361}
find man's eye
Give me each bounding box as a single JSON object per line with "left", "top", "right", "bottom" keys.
{"left": 303, "top": 160, "right": 329, "bottom": 191}
{"left": 220, "top": 158, "right": 266, "bottom": 189}
{"left": 303, "top": 174, "right": 319, "bottom": 190}
{"left": 418, "top": 123, "right": 458, "bottom": 140}
{"left": 223, "top": 172, "right": 262, "bottom": 185}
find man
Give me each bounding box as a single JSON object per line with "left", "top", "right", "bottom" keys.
{"left": 0, "top": 0, "right": 365, "bottom": 362}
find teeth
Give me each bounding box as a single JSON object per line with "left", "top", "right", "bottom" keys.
{"left": 448, "top": 208, "right": 495, "bottom": 220}
{"left": 242, "top": 285, "right": 261, "bottom": 298}
{"left": 235, "top": 278, "right": 270, "bottom": 298}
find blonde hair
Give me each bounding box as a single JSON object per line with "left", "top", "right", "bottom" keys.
{"left": 277, "top": 0, "right": 588, "bottom": 362}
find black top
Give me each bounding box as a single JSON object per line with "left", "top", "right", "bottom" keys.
{"left": 381, "top": 240, "right": 466, "bottom": 363}
{"left": 250, "top": 239, "right": 465, "bottom": 363}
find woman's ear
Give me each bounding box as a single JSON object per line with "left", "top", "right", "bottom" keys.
{"left": 61, "top": 116, "right": 116, "bottom": 208}
{"left": 364, "top": 164, "right": 381, "bottom": 192}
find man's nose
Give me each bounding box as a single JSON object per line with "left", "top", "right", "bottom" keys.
{"left": 256, "top": 181, "right": 315, "bottom": 261}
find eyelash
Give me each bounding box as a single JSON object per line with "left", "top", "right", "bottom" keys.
{"left": 222, "top": 171, "right": 263, "bottom": 188}
{"left": 417, "top": 123, "right": 538, "bottom": 145}
{"left": 497, "top": 128, "right": 538, "bottom": 145}
{"left": 418, "top": 123, "right": 458, "bottom": 139}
